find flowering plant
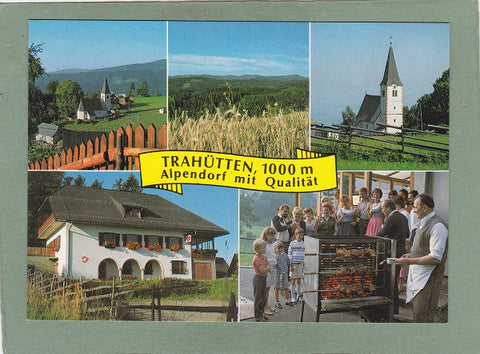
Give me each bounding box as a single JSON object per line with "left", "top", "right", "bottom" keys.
{"left": 126, "top": 241, "right": 141, "bottom": 250}
{"left": 103, "top": 240, "right": 116, "bottom": 248}
{"left": 53, "top": 246, "right": 60, "bottom": 252}
{"left": 169, "top": 244, "right": 181, "bottom": 252}
{"left": 147, "top": 243, "right": 162, "bottom": 252}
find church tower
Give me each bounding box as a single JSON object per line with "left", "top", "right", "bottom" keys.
{"left": 379, "top": 43, "right": 403, "bottom": 133}
{"left": 100, "top": 77, "right": 111, "bottom": 111}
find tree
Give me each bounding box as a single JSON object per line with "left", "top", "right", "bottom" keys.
{"left": 28, "top": 172, "right": 65, "bottom": 246}
{"left": 341, "top": 106, "right": 356, "bottom": 126}
{"left": 63, "top": 176, "right": 74, "bottom": 186}
{"left": 86, "top": 91, "right": 100, "bottom": 99}
{"left": 122, "top": 174, "right": 143, "bottom": 193}
{"left": 130, "top": 82, "right": 136, "bottom": 91}
{"left": 90, "top": 179, "right": 104, "bottom": 189}
{"left": 136, "top": 81, "right": 149, "bottom": 97}
{"left": 154, "top": 90, "right": 160, "bottom": 97}
{"left": 55, "top": 80, "right": 84, "bottom": 119}
{"left": 28, "top": 43, "right": 48, "bottom": 137}
{"left": 403, "top": 69, "right": 449, "bottom": 130}
{"left": 73, "top": 174, "right": 86, "bottom": 187}
{"left": 240, "top": 192, "right": 259, "bottom": 234}
{"left": 112, "top": 174, "right": 142, "bottom": 193}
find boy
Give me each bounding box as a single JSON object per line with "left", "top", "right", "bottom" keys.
{"left": 274, "top": 241, "right": 292, "bottom": 308}
{"left": 252, "top": 238, "right": 271, "bottom": 322}
{"left": 288, "top": 228, "right": 305, "bottom": 303}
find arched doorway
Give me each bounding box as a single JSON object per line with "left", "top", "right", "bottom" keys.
{"left": 98, "top": 258, "right": 118, "bottom": 279}
{"left": 122, "top": 259, "right": 141, "bottom": 280}
{"left": 144, "top": 260, "right": 162, "bottom": 280}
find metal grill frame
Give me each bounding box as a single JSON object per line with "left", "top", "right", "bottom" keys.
{"left": 303, "top": 235, "right": 396, "bottom": 322}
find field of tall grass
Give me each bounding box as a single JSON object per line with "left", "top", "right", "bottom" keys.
{"left": 169, "top": 107, "right": 309, "bottom": 158}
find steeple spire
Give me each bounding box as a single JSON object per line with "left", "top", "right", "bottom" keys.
{"left": 101, "top": 77, "right": 110, "bottom": 94}
{"left": 380, "top": 44, "right": 402, "bottom": 86}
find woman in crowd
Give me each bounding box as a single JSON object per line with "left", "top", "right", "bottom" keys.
{"left": 365, "top": 188, "right": 384, "bottom": 236}
{"left": 313, "top": 203, "right": 336, "bottom": 237}
{"left": 288, "top": 207, "right": 306, "bottom": 241}
{"left": 303, "top": 207, "right": 316, "bottom": 237}
{"left": 336, "top": 195, "right": 357, "bottom": 236}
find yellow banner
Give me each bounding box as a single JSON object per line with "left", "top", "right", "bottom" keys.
{"left": 139, "top": 149, "right": 337, "bottom": 194}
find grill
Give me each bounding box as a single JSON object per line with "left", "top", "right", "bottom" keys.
{"left": 303, "top": 235, "right": 397, "bottom": 322}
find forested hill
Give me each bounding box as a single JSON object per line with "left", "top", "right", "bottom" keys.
{"left": 169, "top": 74, "right": 309, "bottom": 118}
{"left": 35, "top": 59, "right": 167, "bottom": 95}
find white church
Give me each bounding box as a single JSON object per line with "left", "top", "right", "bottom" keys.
{"left": 76, "top": 77, "right": 112, "bottom": 121}
{"left": 353, "top": 44, "right": 403, "bottom": 134}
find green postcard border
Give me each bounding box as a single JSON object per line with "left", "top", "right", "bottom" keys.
{"left": 1, "top": 1, "right": 479, "bottom": 353}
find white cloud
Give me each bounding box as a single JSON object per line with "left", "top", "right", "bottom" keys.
{"left": 169, "top": 54, "right": 307, "bottom": 76}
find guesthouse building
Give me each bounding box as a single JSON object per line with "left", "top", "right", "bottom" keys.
{"left": 36, "top": 185, "right": 229, "bottom": 280}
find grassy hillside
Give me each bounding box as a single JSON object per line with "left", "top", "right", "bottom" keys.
{"left": 63, "top": 96, "right": 166, "bottom": 132}
{"left": 312, "top": 133, "right": 449, "bottom": 170}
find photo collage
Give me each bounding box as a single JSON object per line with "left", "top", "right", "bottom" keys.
{"left": 27, "top": 20, "right": 449, "bottom": 323}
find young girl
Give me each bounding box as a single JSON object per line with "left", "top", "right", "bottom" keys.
{"left": 365, "top": 188, "right": 384, "bottom": 236}
{"left": 288, "top": 228, "right": 305, "bottom": 303}
{"left": 260, "top": 226, "right": 277, "bottom": 316}
{"left": 336, "top": 195, "right": 357, "bottom": 236}
{"left": 274, "top": 241, "right": 292, "bottom": 308}
{"left": 252, "top": 238, "right": 270, "bottom": 322}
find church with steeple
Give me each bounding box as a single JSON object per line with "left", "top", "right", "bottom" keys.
{"left": 353, "top": 43, "right": 403, "bottom": 134}
{"left": 76, "top": 77, "right": 113, "bottom": 121}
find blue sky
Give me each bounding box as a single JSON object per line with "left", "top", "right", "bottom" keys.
{"left": 310, "top": 22, "right": 450, "bottom": 125}
{"left": 29, "top": 20, "right": 167, "bottom": 73}
{"left": 64, "top": 172, "right": 238, "bottom": 264}
{"left": 168, "top": 21, "right": 309, "bottom": 77}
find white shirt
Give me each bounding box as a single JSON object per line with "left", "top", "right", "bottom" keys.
{"left": 406, "top": 211, "right": 448, "bottom": 303}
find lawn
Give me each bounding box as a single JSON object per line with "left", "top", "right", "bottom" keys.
{"left": 63, "top": 96, "right": 167, "bottom": 132}
{"left": 312, "top": 133, "right": 449, "bottom": 170}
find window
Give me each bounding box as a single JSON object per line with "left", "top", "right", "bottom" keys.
{"left": 145, "top": 235, "right": 164, "bottom": 248}
{"left": 99, "top": 232, "right": 120, "bottom": 247}
{"left": 392, "top": 89, "right": 398, "bottom": 97}
{"left": 125, "top": 206, "right": 142, "bottom": 217}
{"left": 172, "top": 260, "right": 187, "bottom": 275}
{"left": 166, "top": 236, "right": 183, "bottom": 249}
{"left": 122, "top": 234, "right": 142, "bottom": 247}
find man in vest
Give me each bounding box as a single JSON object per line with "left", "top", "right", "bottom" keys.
{"left": 395, "top": 194, "right": 448, "bottom": 322}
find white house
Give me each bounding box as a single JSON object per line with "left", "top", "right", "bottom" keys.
{"left": 35, "top": 123, "right": 61, "bottom": 145}
{"left": 76, "top": 77, "right": 112, "bottom": 121}
{"left": 353, "top": 44, "right": 404, "bottom": 134}
{"left": 36, "top": 185, "right": 229, "bottom": 280}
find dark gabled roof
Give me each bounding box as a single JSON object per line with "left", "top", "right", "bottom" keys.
{"left": 37, "top": 123, "right": 59, "bottom": 137}
{"left": 380, "top": 45, "right": 403, "bottom": 86}
{"left": 354, "top": 94, "right": 381, "bottom": 125}
{"left": 78, "top": 98, "right": 105, "bottom": 116}
{"left": 40, "top": 185, "right": 229, "bottom": 240}
{"left": 102, "top": 77, "right": 110, "bottom": 94}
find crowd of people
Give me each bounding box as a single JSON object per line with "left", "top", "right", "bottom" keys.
{"left": 252, "top": 188, "right": 448, "bottom": 323}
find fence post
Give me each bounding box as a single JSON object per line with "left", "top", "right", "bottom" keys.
{"left": 115, "top": 129, "right": 124, "bottom": 170}
{"left": 401, "top": 125, "right": 405, "bottom": 153}
{"left": 110, "top": 277, "right": 116, "bottom": 320}
{"left": 347, "top": 123, "right": 352, "bottom": 151}
{"left": 151, "top": 284, "right": 156, "bottom": 321}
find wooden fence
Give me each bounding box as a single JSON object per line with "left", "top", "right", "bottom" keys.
{"left": 311, "top": 122, "right": 449, "bottom": 159}
{"left": 28, "top": 123, "right": 167, "bottom": 171}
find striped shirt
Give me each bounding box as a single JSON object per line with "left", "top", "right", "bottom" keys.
{"left": 288, "top": 240, "right": 305, "bottom": 263}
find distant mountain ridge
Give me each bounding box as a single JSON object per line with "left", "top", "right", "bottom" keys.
{"left": 171, "top": 74, "right": 308, "bottom": 81}
{"left": 35, "top": 59, "right": 167, "bottom": 95}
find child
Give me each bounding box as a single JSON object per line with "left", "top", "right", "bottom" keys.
{"left": 274, "top": 241, "right": 292, "bottom": 308}
{"left": 288, "top": 228, "right": 305, "bottom": 303}
{"left": 260, "top": 227, "right": 277, "bottom": 315}
{"left": 252, "top": 238, "right": 270, "bottom": 322}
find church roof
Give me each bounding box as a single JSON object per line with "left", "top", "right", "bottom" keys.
{"left": 354, "top": 94, "right": 381, "bottom": 125}
{"left": 380, "top": 45, "right": 403, "bottom": 86}
{"left": 78, "top": 98, "right": 105, "bottom": 116}
{"left": 101, "top": 77, "right": 110, "bottom": 94}
{"left": 37, "top": 123, "right": 59, "bottom": 137}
